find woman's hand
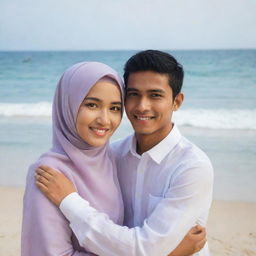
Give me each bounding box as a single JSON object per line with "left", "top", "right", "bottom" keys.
{"left": 35, "top": 165, "right": 76, "bottom": 207}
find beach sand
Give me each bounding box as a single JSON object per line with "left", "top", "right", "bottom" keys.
{"left": 0, "top": 187, "right": 255, "bottom": 256}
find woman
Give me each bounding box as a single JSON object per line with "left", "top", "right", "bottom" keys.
{"left": 21, "top": 62, "right": 124, "bottom": 256}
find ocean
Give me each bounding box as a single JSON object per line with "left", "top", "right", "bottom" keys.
{"left": 0, "top": 50, "right": 255, "bottom": 202}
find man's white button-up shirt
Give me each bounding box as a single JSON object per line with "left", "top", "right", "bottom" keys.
{"left": 60, "top": 125, "right": 214, "bottom": 256}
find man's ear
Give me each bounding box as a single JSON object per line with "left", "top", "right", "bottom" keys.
{"left": 173, "top": 93, "right": 184, "bottom": 111}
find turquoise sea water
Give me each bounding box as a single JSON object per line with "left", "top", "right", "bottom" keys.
{"left": 0, "top": 50, "right": 255, "bottom": 202}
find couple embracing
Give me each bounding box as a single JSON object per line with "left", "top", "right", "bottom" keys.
{"left": 22, "top": 50, "right": 213, "bottom": 256}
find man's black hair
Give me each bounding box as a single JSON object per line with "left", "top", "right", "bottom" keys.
{"left": 123, "top": 50, "right": 184, "bottom": 99}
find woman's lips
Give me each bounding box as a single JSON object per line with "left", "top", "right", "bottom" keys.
{"left": 90, "top": 127, "right": 109, "bottom": 136}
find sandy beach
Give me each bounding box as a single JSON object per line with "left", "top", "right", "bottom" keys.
{"left": 0, "top": 186, "right": 255, "bottom": 256}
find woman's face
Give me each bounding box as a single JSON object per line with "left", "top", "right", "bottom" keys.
{"left": 76, "top": 80, "right": 122, "bottom": 147}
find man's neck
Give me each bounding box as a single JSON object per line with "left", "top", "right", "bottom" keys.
{"left": 135, "top": 123, "right": 173, "bottom": 155}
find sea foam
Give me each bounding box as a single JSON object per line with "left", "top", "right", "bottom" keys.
{"left": 174, "top": 109, "right": 256, "bottom": 130}
{"left": 0, "top": 102, "right": 52, "bottom": 117}
{"left": 0, "top": 102, "right": 255, "bottom": 130}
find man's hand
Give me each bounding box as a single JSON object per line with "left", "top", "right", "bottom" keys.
{"left": 168, "top": 225, "right": 206, "bottom": 256}
{"left": 36, "top": 165, "right": 76, "bottom": 206}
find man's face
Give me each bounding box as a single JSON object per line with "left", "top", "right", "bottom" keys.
{"left": 125, "top": 71, "right": 183, "bottom": 140}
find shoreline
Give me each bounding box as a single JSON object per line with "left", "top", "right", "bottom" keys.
{"left": 0, "top": 187, "right": 255, "bottom": 256}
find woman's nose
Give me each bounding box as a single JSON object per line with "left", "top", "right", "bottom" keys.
{"left": 96, "top": 110, "right": 111, "bottom": 126}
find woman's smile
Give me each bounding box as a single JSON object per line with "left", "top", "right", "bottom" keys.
{"left": 90, "top": 127, "right": 110, "bottom": 137}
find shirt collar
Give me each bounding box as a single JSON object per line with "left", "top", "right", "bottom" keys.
{"left": 129, "top": 135, "right": 141, "bottom": 159}
{"left": 128, "top": 124, "right": 182, "bottom": 164}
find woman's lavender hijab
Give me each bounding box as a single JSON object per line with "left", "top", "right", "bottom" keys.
{"left": 22, "top": 62, "right": 124, "bottom": 256}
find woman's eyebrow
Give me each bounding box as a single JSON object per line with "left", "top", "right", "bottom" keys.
{"left": 84, "top": 97, "right": 121, "bottom": 105}
{"left": 111, "top": 102, "right": 122, "bottom": 105}
{"left": 84, "top": 97, "right": 101, "bottom": 102}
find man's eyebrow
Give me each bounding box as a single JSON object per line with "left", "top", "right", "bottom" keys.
{"left": 126, "top": 88, "right": 165, "bottom": 93}
{"left": 148, "top": 89, "right": 165, "bottom": 93}
{"left": 126, "top": 88, "right": 139, "bottom": 92}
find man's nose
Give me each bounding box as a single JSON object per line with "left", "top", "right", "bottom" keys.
{"left": 136, "top": 96, "right": 150, "bottom": 112}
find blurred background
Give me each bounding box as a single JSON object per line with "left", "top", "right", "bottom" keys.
{"left": 1, "top": 1, "right": 256, "bottom": 255}
{"left": 1, "top": 0, "right": 255, "bottom": 202}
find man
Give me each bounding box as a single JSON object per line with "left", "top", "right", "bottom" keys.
{"left": 37, "top": 50, "right": 213, "bottom": 255}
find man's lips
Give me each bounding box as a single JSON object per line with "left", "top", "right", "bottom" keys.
{"left": 90, "top": 127, "right": 109, "bottom": 136}
{"left": 134, "top": 115, "right": 154, "bottom": 120}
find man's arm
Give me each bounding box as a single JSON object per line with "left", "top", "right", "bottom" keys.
{"left": 58, "top": 162, "right": 213, "bottom": 256}
{"left": 21, "top": 169, "right": 92, "bottom": 256}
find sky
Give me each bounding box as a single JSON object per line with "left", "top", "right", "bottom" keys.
{"left": 1, "top": 0, "right": 256, "bottom": 51}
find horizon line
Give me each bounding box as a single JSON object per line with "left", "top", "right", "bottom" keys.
{"left": 0, "top": 47, "right": 256, "bottom": 52}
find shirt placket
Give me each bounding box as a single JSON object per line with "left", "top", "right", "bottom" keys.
{"left": 133, "top": 154, "right": 147, "bottom": 227}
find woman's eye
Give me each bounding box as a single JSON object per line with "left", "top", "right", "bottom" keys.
{"left": 111, "top": 106, "right": 121, "bottom": 112}
{"left": 85, "top": 103, "right": 97, "bottom": 108}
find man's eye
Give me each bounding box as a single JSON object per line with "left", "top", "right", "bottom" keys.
{"left": 85, "top": 103, "right": 97, "bottom": 108}
{"left": 126, "top": 92, "right": 138, "bottom": 97}
{"left": 151, "top": 94, "right": 162, "bottom": 98}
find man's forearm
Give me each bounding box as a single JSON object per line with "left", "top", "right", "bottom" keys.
{"left": 60, "top": 164, "right": 212, "bottom": 256}
{"left": 60, "top": 193, "right": 204, "bottom": 256}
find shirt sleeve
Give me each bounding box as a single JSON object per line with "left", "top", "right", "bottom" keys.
{"left": 21, "top": 169, "right": 93, "bottom": 256}
{"left": 59, "top": 161, "right": 214, "bottom": 256}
